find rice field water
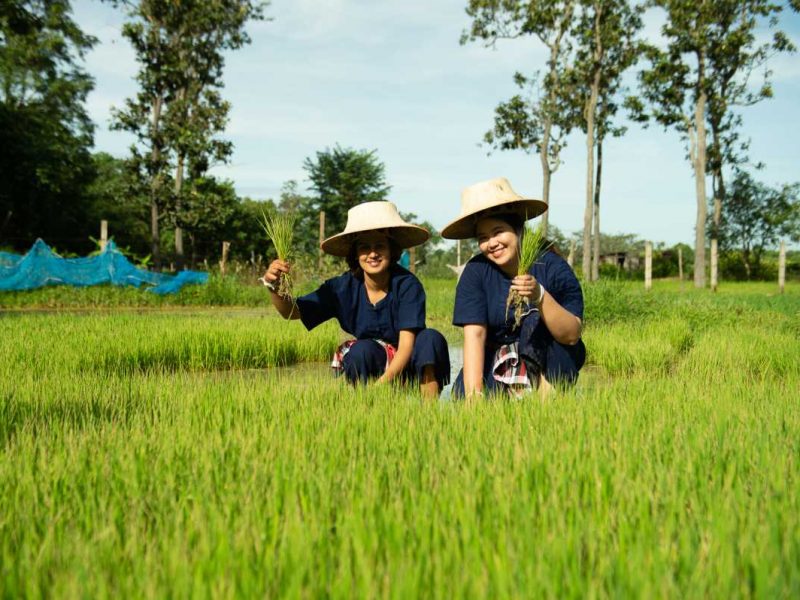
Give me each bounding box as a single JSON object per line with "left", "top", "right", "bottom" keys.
{"left": 1, "top": 279, "right": 799, "bottom": 597}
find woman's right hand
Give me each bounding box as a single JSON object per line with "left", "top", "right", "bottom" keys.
{"left": 264, "top": 259, "right": 290, "bottom": 284}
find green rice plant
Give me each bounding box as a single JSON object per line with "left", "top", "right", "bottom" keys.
{"left": 507, "top": 220, "right": 550, "bottom": 328}
{"left": 260, "top": 209, "right": 297, "bottom": 299}
{"left": 1, "top": 288, "right": 799, "bottom": 596}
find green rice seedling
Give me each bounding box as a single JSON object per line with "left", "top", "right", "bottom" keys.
{"left": 507, "top": 220, "right": 550, "bottom": 328}
{"left": 260, "top": 209, "right": 297, "bottom": 299}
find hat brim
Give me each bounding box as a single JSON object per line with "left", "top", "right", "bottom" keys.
{"left": 441, "top": 199, "right": 548, "bottom": 239}
{"left": 321, "top": 225, "right": 430, "bottom": 257}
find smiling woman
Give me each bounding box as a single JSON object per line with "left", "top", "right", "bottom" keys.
{"left": 262, "top": 201, "right": 450, "bottom": 398}
{"left": 442, "top": 178, "right": 586, "bottom": 400}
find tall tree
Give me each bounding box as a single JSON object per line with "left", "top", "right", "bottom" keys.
{"left": 110, "top": 0, "right": 265, "bottom": 269}
{"left": 629, "top": 0, "right": 796, "bottom": 287}
{"left": 704, "top": 0, "right": 796, "bottom": 288}
{"left": 566, "top": 0, "right": 642, "bottom": 280}
{"left": 0, "top": 0, "right": 96, "bottom": 250}
{"left": 303, "top": 145, "right": 391, "bottom": 236}
{"left": 160, "top": 0, "right": 265, "bottom": 269}
{"left": 462, "top": 0, "right": 578, "bottom": 235}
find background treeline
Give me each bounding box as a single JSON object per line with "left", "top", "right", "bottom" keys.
{"left": 1, "top": 0, "right": 798, "bottom": 282}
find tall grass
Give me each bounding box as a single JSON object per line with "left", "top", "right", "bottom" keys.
{"left": 0, "top": 283, "right": 799, "bottom": 595}
{"left": 261, "top": 210, "right": 296, "bottom": 298}
{"left": 507, "top": 221, "right": 550, "bottom": 327}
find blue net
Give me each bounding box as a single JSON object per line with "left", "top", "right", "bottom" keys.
{"left": 0, "top": 239, "right": 208, "bottom": 294}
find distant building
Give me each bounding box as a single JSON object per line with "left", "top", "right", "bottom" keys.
{"left": 599, "top": 251, "right": 641, "bottom": 271}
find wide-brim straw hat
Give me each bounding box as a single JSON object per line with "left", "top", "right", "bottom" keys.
{"left": 441, "top": 177, "right": 548, "bottom": 239}
{"left": 320, "top": 201, "right": 430, "bottom": 257}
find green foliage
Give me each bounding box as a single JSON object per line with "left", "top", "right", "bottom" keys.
{"left": 0, "top": 0, "right": 97, "bottom": 252}
{"left": 303, "top": 144, "right": 391, "bottom": 236}
{"left": 85, "top": 152, "right": 151, "bottom": 257}
{"left": 714, "top": 169, "right": 800, "bottom": 278}
{"left": 517, "top": 222, "right": 548, "bottom": 275}
{"left": 110, "top": 0, "right": 267, "bottom": 267}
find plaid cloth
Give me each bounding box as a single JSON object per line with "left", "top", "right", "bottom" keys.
{"left": 331, "top": 339, "right": 397, "bottom": 375}
{"left": 491, "top": 342, "right": 533, "bottom": 396}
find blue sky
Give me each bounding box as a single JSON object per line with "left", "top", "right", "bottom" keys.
{"left": 74, "top": 0, "right": 800, "bottom": 246}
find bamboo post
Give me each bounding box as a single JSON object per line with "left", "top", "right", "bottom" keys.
{"left": 318, "top": 211, "right": 325, "bottom": 270}
{"left": 100, "top": 220, "right": 108, "bottom": 252}
{"left": 710, "top": 239, "right": 718, "bottom": 292}
{"left": 219, "top": 241, "right": 230, "bottom": 277}
{"left": 568, "top": 240, "right": 576, "bottom": 268}
{"left": 409, "top": 247, "right": 416, "bottom": 274}
{"left": 678, "top": 247, "right": 683, "bottom": 281}
{"left": 456, "top": 239, "right": 461, "bottom": 267}
{"left": 779, "top": 240, "right": 786, "bottom": 294}
{"left": 645, "top": 241, "right": 652, "bottom": 291}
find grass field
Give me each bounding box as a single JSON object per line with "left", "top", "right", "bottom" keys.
{"left": 1, "top": 279, "right": 798, "bottom": 597}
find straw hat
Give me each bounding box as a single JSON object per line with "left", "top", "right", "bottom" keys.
{"left": 441, "top": 177, "right": 547, "bottom": 239}
{"left": 320, "top": 201, "right": 430, "bottom": 257}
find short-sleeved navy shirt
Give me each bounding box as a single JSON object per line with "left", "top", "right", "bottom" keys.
{"left": 452, "top": 250, "right": 584, "bottom": 345}
{"left": 295, "top": 265, "right": 426, "bottom": 346}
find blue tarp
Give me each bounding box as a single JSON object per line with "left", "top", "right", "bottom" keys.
{"left": 0, "top": 239, "right": 208, "bottom": 294}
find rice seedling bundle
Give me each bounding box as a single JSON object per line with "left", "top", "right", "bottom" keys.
{"left": 507, "top": 220, "right": 550, "bottom": 328}
{"left": 260, "top": 210, "right": 297, "bottom": 299}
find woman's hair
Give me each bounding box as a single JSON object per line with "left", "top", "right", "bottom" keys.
{"left": 490, "top": 213, "right": 524, "bottom": 238}
{"left": 345, "top": 232, "right": 403, "bottom": 275}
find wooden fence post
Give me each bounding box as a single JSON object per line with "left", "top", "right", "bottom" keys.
{"left": 219, "top": 241, "right": 230, "bottom": 277}
{"left": 678, "top": 246, "right": 683, "bottom": 281}
{"left": 645, "top": 241, "right": 652, "bottom": 291}
{"left": 711, "top": 239, "right": 718, "bottom": 292}
{"left": 568, "top": 240, "right": 576, "bottom": 268}
{"left": 779, "top": 240, "right": 786, "bottom": 294}
{"left": 319, "top": 211, "right": 325, "bottom": 270}
{"left": 409, "top": 247, "right": 416, "bottom": 274}
{"left": 100, "top": 220, "right": 108, "bottom": 252}
{"left": 456, "top": 239, "right": 461, "bottom": 267}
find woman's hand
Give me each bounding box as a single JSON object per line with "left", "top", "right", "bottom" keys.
{"left": 263, "top": 259, "right": 290, "bottom": 286}
{"left": 511, "top": 274, "right": 542, "bottom": 304}
{"left": 263, "top": 259, "right": 300, "bottom": 320}
{"left": 379, "top": 330, "right": 415, "bottom": 384}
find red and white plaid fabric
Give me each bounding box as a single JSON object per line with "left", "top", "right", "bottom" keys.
{"left": 331, "top": 339, "right": 397, "bottom": 374}
{"left": 491, "top": 342, "right": 533, "bottom": 395}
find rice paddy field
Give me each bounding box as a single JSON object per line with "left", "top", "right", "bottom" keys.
{"left": 1, "top": 279, "right": 799, "bottom": 597}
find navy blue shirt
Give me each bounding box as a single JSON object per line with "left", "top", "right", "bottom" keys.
{"left": 296, "top": 265, "right": 426, "bottom": 346}
{"left": 452, "top": 250, "right": 584, "bottom": 345}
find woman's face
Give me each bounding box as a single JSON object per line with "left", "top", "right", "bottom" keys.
{"left": 476, "top": 217, "right": 519, "bottom": 270}
{"left": 355, "top": 232, "right": 391, "bottom": 276}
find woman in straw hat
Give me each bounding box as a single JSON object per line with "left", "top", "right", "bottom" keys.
{"left": 263, "top": 201, "right": 450, "bottom": 398}
{"left": 442, "top": 178, "right": 586, "bottom": 399}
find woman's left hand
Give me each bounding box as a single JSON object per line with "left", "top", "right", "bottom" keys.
{"left": 511, "top": 274, "right": 541, "bottom": 300}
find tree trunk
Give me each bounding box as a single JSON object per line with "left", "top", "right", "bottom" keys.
{"left": 592, "top": 138, "right": 603, "bottom": 282}
{"left": 149, "top": 93, "right": 164, "bottom": 270}
{"left": 582, "top": 3, "right": 603, "bottom": 282}
{"left": 174, "top": 152, "right": 185, "bottom": 270}
{"left": 539, "top": 146, "right": 550, "bottom": 236}
{"left": 692, "top": 54, "right": 708, "bottom": 288}
{"left": 743, "top": 247, "right": 751, "bottom": 279}
{"left": 582, "top": 80, "right": 600, "bottom": 281}
{"left": 710, "top": 123, "right": 725, "bottom": 292}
